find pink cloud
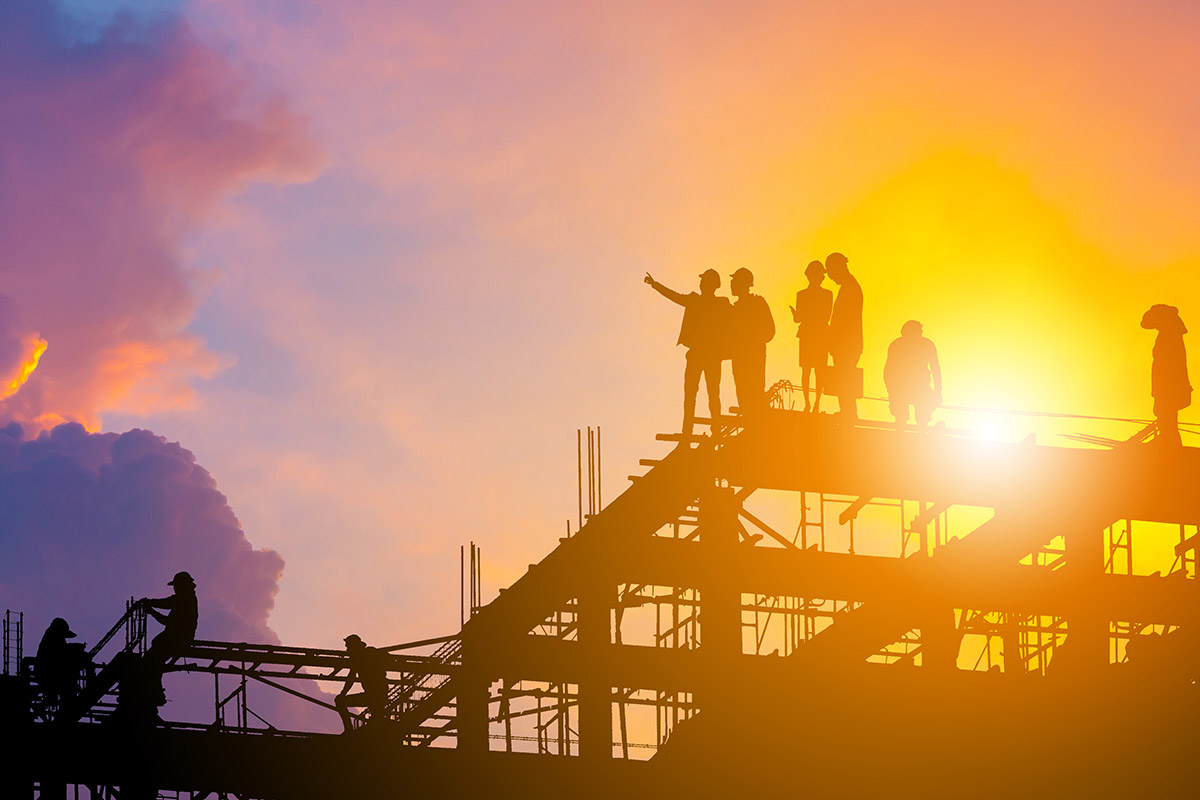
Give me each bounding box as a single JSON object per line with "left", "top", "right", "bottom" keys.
{"left": 0, "top": 1, "right": 334, "bottom": 730}
{"left": 0, "top": 0, "right": 319, "bottom": 431}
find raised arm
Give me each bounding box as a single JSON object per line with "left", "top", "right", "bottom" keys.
{"left": 644, "top": 273, "right": 688, "bottom": 306}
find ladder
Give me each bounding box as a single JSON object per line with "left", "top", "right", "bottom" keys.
{"left": 385, "top": 636, "right": 462, "bottom": 743}
{"left": 58, "top": 600, "right": 151, "bottom": 724}
{"left": 3, "top": 609, "right": 21, "bottom": 676}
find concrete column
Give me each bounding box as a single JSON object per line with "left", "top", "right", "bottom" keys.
{"left": 1065, "top": 522, "right": 1108, "bottom": 668}
{"left": 700, "top": 486, "right": 741, "bottom": 723}
{"left": 920, "top": 607, "right": 959, "bottom": 671}
{"left": 456, "top": 636, "right": 490, "bottom": 753}
{"left": 577, "top": 579, "right": 613, "bottom": 761}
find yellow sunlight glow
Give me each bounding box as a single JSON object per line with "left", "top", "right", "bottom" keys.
{"left": 2, "top": 337, "right": 48, "bottom": 401}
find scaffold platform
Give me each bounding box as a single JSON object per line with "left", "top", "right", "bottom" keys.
{"left": 6, "top": 388, "right": 1200, "bottom": 798}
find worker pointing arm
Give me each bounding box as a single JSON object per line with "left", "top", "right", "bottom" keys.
{"left": 645, "top": 273, "right": 688, "bottom": 306}
{"left": 644, "top": 269, "right": 730, "bottom": 435}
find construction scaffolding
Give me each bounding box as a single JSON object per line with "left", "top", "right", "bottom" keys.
{"left": 6, "top": 384, "right": 1200, "bottom": 798}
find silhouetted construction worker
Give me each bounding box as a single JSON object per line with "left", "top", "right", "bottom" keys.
{"left": 143, "top": 571, "right": 199, "bottom": 663}
{"left": 141, "top": 571, "right": 198, "bottom": 704}
{"left": 729, "top": 267, "right": 775, "bottom": 415}
{"left": 1141, "top": 304, "right": 1191, "bottom": 447}
{"left": 790, "top": 260, "right": 833, "bottom": 413}
{"left": 884, "top": 320, "right": 942, "bottom": 429}
{"left": 825, "top": 252, "right": 863, "bottom": 422}
{"left": 35, "top": 617, "right": 86, "bottom": 713}
{"left": 645, "top": 269, "right": 732, "bottom": 434}
{"left": 336, "top": 633, "right": 389, "bottom": 733}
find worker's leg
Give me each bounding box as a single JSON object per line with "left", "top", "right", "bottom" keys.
{"left": 734, "top": 353, "right": 765, "bottom": 416}
{"left": 915, "top": 387, "right": 935, "bottom": 430}
{"left": 144, "top": 633, "right": 170, "bottom": 705}
{"left": 731, "top": 357, "right": 747, "bottom": 414}
{"left": 682, "top": 351, "right": 702, "bottom": 434}
{"left": 1156, "top": 408, "right": 1181, "bottom": 447}
{"left": 702, "top": 357, "right": 723, "bottom": 425}
{"left": 365, "top": 690, "right": 389, "bottom": 726}
{"left": 146, "top": 631, "right": 167, "bottom": 664}
{"left": 750, "top": 352, "right": 766, "bottom": 411}
{"left": 814, "top": 360, "right": 826, "bottom": 413}
{"left": 148, "top": 633, "right": 193, "bottom": 706}
{"left": 336, "top": 691, "right": 368, "bottom": 733}
{"left": 831, "top": 349, "right": 860, "bottom": 422}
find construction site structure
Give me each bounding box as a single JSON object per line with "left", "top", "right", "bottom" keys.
{"left": 5, "top": 382, "right": 1200, "bottom": 798}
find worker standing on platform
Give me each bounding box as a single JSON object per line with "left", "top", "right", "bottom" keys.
{"left": 1141, "top": 304, "right": 1191, "bottom": 447}
{"left": 884, "top": 320, "right": 942, "bottom": 429}
{"left": 790, "top": 260, "right": 833, "bottom": 413}
{"left": 729, "top": 267, "right": 775, "bottom": 416}
{"left": 645, "top": 270, "right": 732, "bottom": 434}
{"left": 336, "top": 633, "right": 389, "bottom": 733}
{"left": 825, "top": 253, "right": 863, "bottom": 422}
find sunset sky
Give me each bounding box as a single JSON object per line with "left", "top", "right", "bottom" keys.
{"left": 3, "top": 0, "right": 1198, "bottom": 661}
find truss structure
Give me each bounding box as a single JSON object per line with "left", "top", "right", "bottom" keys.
{"left": 6, "top": 388, "right": 1200, "bottom": 798}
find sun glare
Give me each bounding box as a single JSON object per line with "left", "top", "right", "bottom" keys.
{"left": 974, "top": 415, "right": 1007, "bottom": 443}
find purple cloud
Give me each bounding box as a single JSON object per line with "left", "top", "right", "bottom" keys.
{"left": 0, "top": 422, "right": 335, "bottom": 729}
{"left": 0, "top": 0, "right": 318, "bottom": 431}
{"left": 0, "top": 422, "right": 281, "bottom": 644}
{"left": 0, "top": 0, "right": 333, "bottom": 728}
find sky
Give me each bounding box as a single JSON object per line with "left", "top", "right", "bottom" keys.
{"left": 3, "top": 0, "right": 1200, "bottom": 685}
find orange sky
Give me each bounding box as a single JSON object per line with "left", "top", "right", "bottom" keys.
{"left": 17, "top": 0, "right": 1196, "bottom": 651}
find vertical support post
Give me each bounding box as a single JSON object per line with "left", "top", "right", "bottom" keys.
{"left": 577, "top": 577, "right": 613, "bottom": 761}
{"left": 1065, "top": 521, "right": 1107, "bottom": 668}
{"left": 1000, "top": 613, "right": 1026, "bottom": 675}
{"left": 597, "top": 426, "right": 602, "bottom": 511}
{"left": 699, "top": 486, "right": 740, "bottom": 724}
{"left": 799, "top": 491, "right": 808, "bottom": 550}
{"left": 457, "top": 635, "right": 490, "bottom": 753}
{"left": 588, "top": 427, "right": 595, "bottom": 517}
{"left": 239, "top": 669, "right": 248, "bottom": 729}
{"left": 456, "top": 614, "right": 489, "bottom": 753}
{"left": 918, "top": 500, "right": 928, "bottom": 554}
{"left": 2, "top": 611, "right": 12, "bottom": 675}
{"left": 501, "top": 679, "right": 513, "bottom": 753}
{"left": 920, "top": 607, "right": 958, "bottom": 671}
{"left": 577, "top": 429, "right": 583, "bottom": 530}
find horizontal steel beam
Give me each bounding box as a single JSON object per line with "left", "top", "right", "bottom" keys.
{"left": 721, "top": 412, "right": 1200, "bottom": 524}
{"left": 621, "top": 537, "right": 1200, "bottom": 620}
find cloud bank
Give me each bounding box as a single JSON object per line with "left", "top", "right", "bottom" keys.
{"left": 0, "top": 0, "right": 318, "bottom": 431}
{"left": 0, "top": 1, "right": 334, "bottom": 728}
{"left": 0, "top": 423, "right": 281, "bottom": 645}
{"left": 0, "top": 422, "right": 338, "bottom": 727}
